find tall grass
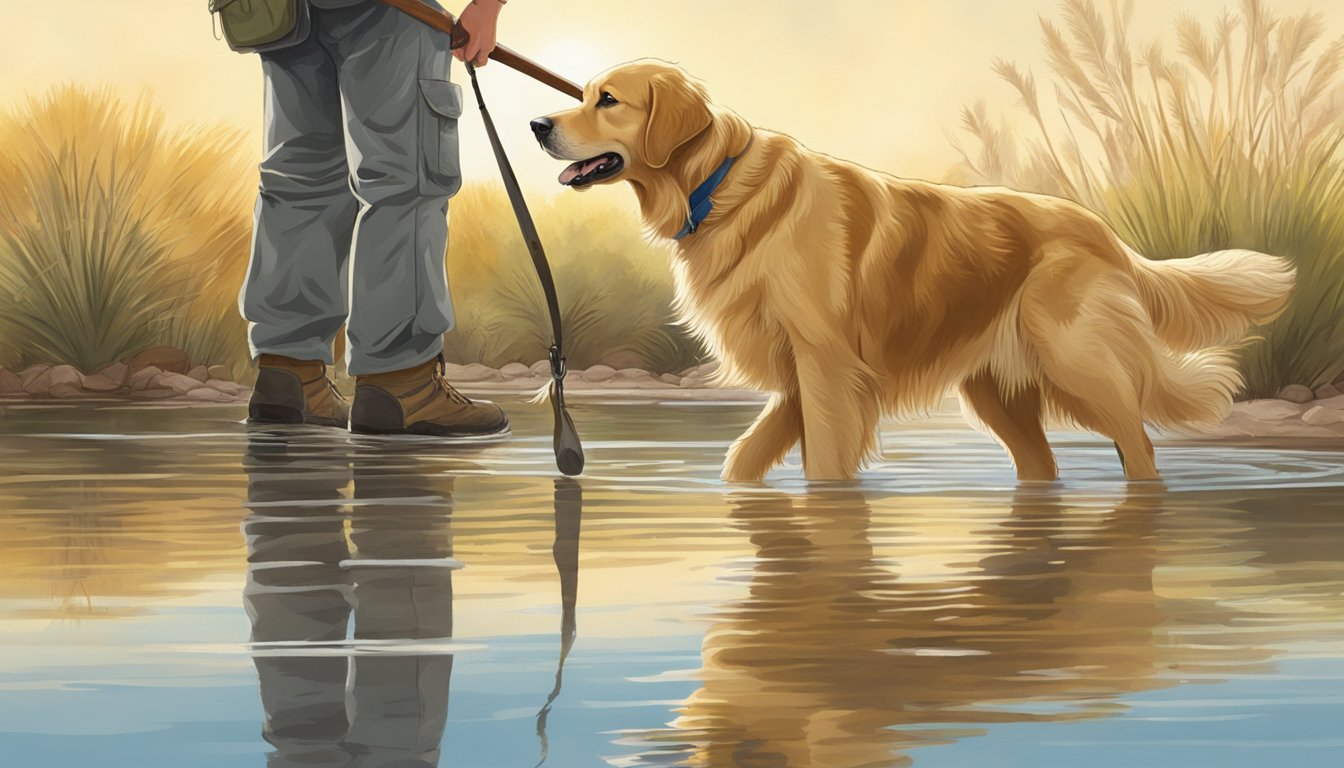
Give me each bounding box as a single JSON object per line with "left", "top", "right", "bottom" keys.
{"left": 953, "top": 0, "right": 1344, "bottom": 395}
{"left": 0, "top": 85, "right": 253, "bottom": 374}
{"left": 444, "top": 184, "right": 705, "bottom": 372}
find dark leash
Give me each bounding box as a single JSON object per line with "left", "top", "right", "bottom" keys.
{"left": 465, "top": 62, "right": 584, "bottom": 477}
{"left": 378, "top": 0, "right": 584, "bottom": 475}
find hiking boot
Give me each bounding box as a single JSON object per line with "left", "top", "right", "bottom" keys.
{"left": 350, "top": 355, "right": 510, "bottom": 438}
{"left": 247, "top": 354, "right": 350, "bottom": 428}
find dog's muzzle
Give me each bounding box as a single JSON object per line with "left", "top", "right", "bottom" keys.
{"left": 530, "top": 117, "right": 554, "bottom": 148}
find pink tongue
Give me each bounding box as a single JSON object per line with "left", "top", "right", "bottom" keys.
{"left": 558, "top": 157, "right": 606, "bottom": 184}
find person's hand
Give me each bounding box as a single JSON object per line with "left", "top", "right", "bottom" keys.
{"left": 454, "top": 0, "right": 505, "bottom": 67}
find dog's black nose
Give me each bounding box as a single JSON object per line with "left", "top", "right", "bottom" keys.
{"left": 530, "top": 117, "right": 553, "bottom": 138}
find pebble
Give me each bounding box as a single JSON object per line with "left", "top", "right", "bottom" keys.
{"left": 80, "top": 374, "right": 123, "bottom": 392}
{"left": 128, "top": 366, "right": 164, "bottom": 390}
{"left": 0, "top": 367, "right": 22, "bottom": 394}
{"left": 1237, "top": 399, "right": 1305, "bottom": 421}
{"left": 1302, "top": 404, "right": 1344, "bottom": 426}
{"left": 19, "top": 365, "right": 49, "bottom": 389}
{"left": 206, "top": 379, "right": 249, "bottom": 396}
{"left": 96, "top": 362, "right": 128, "bottom": 384}
{"left": 186, "top": 387, "right": 234, "bottom": 403}
{"left": 581, "top": 365, "right": 616, "bottom": 383}
{"left": 49, "top": 383, "right": 85, "bottom": 398}
{"left": 444, "top": 363, "right": 504, "bottom": 382}
{"left": 614, "top": 368, "right": 658, "bottom": 382}
{"left": 150, "top": 371, "right": 206, "bottom": 394}
{"left": 1277, "top": 384, "right": 1315, "bottom": 403}
{"left": 127, "top": 345, "right": 190, "bottom": 375}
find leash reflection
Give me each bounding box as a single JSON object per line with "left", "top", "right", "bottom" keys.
{"left": 241, "top": 430, "right": 581, "bottom": 768}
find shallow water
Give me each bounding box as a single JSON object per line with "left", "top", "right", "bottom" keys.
{"left": 0, "top": 397, "right": 1341, "bottom": 768}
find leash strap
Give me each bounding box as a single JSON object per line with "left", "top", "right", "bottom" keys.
{"left": 465, "top": 62, "right": 584, "bottom": 476}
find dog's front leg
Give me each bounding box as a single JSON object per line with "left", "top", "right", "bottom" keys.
{"left": 793, "top": 341, "right": 881, "bottom": 482}
{"left": 722, "top": 392, "right": 803, "bottom": 482}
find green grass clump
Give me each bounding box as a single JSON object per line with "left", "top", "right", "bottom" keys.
{"left": 0, "top": 85, "right": 253, "bottom": 375}
{"left": 443, "top": 184, "right": 705, "bottom": 373}
{"left": 953, "top": 0, "right": 1344, "bottom": 396}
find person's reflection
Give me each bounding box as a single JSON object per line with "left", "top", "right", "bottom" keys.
{"left": 242, "top": 433, "right": 456, "bottom": 768}
{"left": 646, "top": 486, "right": 1237, "bottom": 768}
{"left": 241, "top": 432, "right": 584, "bottom": 768}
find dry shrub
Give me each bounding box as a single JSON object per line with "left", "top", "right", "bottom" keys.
{"left": 954, "top": 0, "right": 1344, "bottom": 395}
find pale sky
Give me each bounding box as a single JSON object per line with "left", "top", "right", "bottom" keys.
{"left": 2, "top": 0, "right": 1341, "bottom": 197}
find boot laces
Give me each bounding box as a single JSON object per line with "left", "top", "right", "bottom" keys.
{"left": 434, "top": 355, "right": 473, "bottom": 405}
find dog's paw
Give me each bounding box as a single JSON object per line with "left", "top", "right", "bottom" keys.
{"left": 720, "top": 462, "right": 767, "bottom": 484}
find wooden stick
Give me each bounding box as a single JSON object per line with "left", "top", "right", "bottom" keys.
{"left": 376, "top": 0, "right": 584, "bottom": 100}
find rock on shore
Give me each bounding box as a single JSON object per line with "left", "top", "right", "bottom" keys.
{"left": 1196, "top": 395, "right": 1344, "bottom": 439}
{"left": 4, "top": 354, "right": 1344, "bottom": 440}
{"left": 0, "top": 346, "right": 246, "bottom": 402}
{"left": 452, "top": 360, "right": 728, "bottom": 392}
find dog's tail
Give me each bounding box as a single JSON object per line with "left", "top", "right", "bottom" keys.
{"left": 1144, "top": 347, "right": 1243, "bottom": 430}
{"left": 1126, "top": 247, "right": 1295, "bottom": 352}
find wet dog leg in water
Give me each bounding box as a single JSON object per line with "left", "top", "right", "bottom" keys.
{"left": 722, "top": 392, "right": 803, "bottom": 482}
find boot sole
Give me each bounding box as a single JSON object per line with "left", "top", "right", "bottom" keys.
{"left": 248, "top": 403, "right": 347, "bottom": 429}
{"left": 349, "top": 422, "right": 511, "bottom": 441}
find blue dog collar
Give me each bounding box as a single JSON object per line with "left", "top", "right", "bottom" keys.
{"left": 674, "top": 134, "right": 755, "bottom": 240}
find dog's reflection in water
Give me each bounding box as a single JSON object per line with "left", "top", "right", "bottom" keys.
{"left": 634, "top": 486, "right": 1253, "bottom": 768}
{"left": 241, "top": 433, "right": 581, "bottom": 768}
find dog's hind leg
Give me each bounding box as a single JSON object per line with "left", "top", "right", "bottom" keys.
{"left": 722, "top": 392, "right": 803, "bottom": 482}
{"left": 960, "top": 371, "right": 1058, "bottom": 481}
{"left": 1022, "top": 271, "right": 1161, "bottom": 481}
{"left": 1047, "top": 385, "right": 1157, "bottom": 480}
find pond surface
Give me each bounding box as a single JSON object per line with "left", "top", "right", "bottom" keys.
{"left": 0, "top": 397, "right": 1342, "bottom": 768}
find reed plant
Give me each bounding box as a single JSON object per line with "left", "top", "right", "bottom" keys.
{"left": 953, "top": 0, "right": 1344, "bottom": 396}
{"left": 443, "top": 184, "right": 706, "bottom": 372}
{"left": 0, "top": 85, "right": 254, "bottom": 375}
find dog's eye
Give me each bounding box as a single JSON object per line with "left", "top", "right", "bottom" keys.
{"left": 597, "top": 91, "right": 619, "bottom": 108}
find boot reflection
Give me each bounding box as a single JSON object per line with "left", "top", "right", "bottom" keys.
{"left": 242, "top": 433, "right": 457, "bottom": 768}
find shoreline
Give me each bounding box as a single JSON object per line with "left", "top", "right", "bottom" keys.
{"left": 3, "top": 358, "right": 1343, "bottom": 441}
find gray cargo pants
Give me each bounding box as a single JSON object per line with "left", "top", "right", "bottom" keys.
{"left": 240, "top": 1, "right": 462, "bottom": 376}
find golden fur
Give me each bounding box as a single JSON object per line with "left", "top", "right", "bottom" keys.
{"left": 538, "top": 60, "right": 1296, "bottom": 482}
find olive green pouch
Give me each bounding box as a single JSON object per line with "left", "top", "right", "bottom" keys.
{"left": 209, "top": 0, "right": 311, "bottom": 54}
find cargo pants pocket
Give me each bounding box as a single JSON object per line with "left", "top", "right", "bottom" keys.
{"left": 418, "top": 78, "right": 464, "bottom": 198}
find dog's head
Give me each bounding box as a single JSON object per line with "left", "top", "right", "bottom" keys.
{"left": 531, "top": 59, "right": 713, "bottom": 190}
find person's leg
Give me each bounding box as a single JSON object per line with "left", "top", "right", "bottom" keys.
{"left": 326, "top": 2, "right": 460, "bottom": 376}
{"left": 239, "top": 28, "right": 357, "bottom": 365}
{"left": 344, "top": 444, "right": 456, "bottom": 768}
{"left": 323, "top": 3, "right": 508, "bottom": 438}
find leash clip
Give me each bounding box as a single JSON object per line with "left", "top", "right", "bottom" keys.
{"left": 548, "top": 344, "right": 567, "bottom": 381}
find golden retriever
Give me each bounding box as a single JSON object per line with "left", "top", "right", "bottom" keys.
{"left": 532, "top": 59, "right": 1295, "bottom": 483}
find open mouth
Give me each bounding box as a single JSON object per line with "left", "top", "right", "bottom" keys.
{"left": 558, "top": 152, "right": 624, "bottom": 187}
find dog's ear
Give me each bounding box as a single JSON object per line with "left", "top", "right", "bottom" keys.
{"left": 642, "top": 72, "right": 713, "bottom": 169}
